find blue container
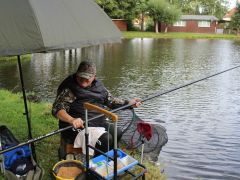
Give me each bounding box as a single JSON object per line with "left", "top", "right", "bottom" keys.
{"left": 89, "top": 149, "right": 138, "bottom": 179}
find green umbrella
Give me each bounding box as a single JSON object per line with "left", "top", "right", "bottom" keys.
{"left": 0, "top": 0, "right": 121, "bottom": 158}
{"left": 0, "top": 0, "right": 121, "bottom": 55}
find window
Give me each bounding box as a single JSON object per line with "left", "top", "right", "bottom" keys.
{"left": 173, "top": 21, "right": 186, "bottom": 27}
{"left": 198, "top": 21, "right": 210, "bottom": 27}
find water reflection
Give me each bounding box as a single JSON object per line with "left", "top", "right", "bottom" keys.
{"left": 0, "top": 39, "right": 240, "bottom": 179}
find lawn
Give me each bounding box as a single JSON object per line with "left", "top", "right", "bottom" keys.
{"left": 0, "top": 54, "right": 32, "bottom": 61}
{"left": 123, "top": 31, "right": 239, "bottom": 40}
{"left": 0, "top": 89, "right": 165, "bottom": 179}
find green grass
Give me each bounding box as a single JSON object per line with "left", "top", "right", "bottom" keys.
{"left": 123, "top": 31, "right": 240, "bottom": 40}
{"left": 0, "top": 89, "right": 164, "bottom": 179}
{"left": 0, "top": 89, "right": 59, "bottom": 179}
{"left": 0, "top": 54, "right": 32, "bottom": 61}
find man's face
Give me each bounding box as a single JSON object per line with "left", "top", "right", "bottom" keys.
{"left": 76, "top": 75, "right": 95, "bottom": 88}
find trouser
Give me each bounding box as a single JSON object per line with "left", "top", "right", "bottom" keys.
{"left": 59, "top": 124, "right": 123, "bottom": 159}
{"left": 94, "top": 124, "right": 122, "bottom": 157}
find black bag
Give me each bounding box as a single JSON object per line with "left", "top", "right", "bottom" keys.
{"left": 0, "top": 125, "right": 19, "bottom": 148}
{"left": 0, "top": 125, "right": 44, "bottom": 180}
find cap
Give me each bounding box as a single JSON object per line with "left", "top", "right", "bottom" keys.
{"left": 76, "top": 61, "right": 96, "bottom": 79}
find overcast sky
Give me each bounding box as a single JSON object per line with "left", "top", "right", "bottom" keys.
{"left": 229, "top": 0, "right": 237, "bottom": 9}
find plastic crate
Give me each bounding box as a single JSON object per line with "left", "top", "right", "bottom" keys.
{"left": 88, "top": 149, "right": 138, "bottom": 179}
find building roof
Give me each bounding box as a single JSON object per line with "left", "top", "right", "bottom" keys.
{"left": 180, "top": 15, "right": 218, "bottom": 21}
{"left": 223, "top": 7, "right": 238, "bottom": 21}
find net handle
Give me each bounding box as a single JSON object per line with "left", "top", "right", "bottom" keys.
{"left": 83, "top": 102, "right": 118, "bottom": 122}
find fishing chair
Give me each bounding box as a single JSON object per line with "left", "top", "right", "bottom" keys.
{"left": 58, "top": 135, "right": 82, "bottom": 160}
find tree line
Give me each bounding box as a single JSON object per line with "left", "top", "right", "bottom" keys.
{"left": 95, "top": 0, "right": 237, "bottom": 33}
{"left": 230, "top": 3, "right": 240, "bottom": 35}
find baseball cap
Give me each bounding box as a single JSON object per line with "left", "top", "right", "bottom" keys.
{"left": 76, "top": 61, "right": 96, "bottom": 79}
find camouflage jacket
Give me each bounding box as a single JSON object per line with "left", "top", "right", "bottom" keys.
{"left": 52, "top": 87, "right": 128, "bottom": 117}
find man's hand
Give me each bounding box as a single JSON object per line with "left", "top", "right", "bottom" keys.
{"left": 71, "top": 118, "right": 84, "bottom": 129}
{"left": 56, "top": 110, "right": 84, "bottom": 129}
{"left": 128, "top": 98, "right": 142, "bottom": 108}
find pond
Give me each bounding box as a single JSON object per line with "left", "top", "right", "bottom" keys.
{"left": 0, "top": 38, "right": 240, "bottom": 179}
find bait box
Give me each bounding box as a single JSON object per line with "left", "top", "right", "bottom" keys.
{"left": 89, "top": 149, "right": 138, "bottom": 179}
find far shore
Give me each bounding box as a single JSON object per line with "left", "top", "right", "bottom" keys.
{"left": 123, "top": 31, "right": 239, "bottom": 40}
{"left": 1, "top": 31, "right": 238, "bottom": 61}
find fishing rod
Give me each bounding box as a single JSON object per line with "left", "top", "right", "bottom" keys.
{"left": 1, "top": 64, "right": 240, "bottom": 154}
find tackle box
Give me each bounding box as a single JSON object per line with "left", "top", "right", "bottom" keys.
{"left": 88, "top": 149, "right": 138, "bottom": 179}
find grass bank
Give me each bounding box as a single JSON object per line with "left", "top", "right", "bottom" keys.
{"left": 0, "top": 54, "right": 32, "bottom": 61}
{"left": 123, "top": 31, "right": 239, "bottom": 40}
{"left": 0, "top": 89, "right": 58, "bottom": 179}
{"left": 0, "top": 89, "right": 165, "bottom": 179}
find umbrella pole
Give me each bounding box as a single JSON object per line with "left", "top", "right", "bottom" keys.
{"left": 17, "top": 55, "right": 37, "bottom": 160}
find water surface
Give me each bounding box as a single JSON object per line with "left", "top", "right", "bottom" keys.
{"left": 0, "top": 39, "right": 240, "bottom": 179}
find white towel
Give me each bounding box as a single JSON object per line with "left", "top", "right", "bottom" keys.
{"left": 74, "top": 127, "right": 106, "bottom": 156}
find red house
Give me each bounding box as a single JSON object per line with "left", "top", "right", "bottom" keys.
{"left": 160, "top": 15, "right": 218, "bottom": 33}
{"left": 112, "top": 19, "right": 127, "bottom": 31}
{"left": 223, "top": 7, "right": 238, "bottom": 21}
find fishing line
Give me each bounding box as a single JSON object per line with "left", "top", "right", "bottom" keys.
{"left": 142, "top": 64, "right": 240, "bottom": 102}
{"left": 104, "top": 64, "right": 240, "bottom": 114}
{"left": 1, "top": 64, "right": 240, "bottom": 154}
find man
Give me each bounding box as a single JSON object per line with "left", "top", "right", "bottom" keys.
{"left": 52, "top": 60, "right": 141, "bottom": 157}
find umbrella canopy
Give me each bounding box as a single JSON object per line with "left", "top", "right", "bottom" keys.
{"left": 0, "top": 0, "right": 121, "bottom": 159}
{"left": 0, "top": 0, "right": 121, "bottom": 56}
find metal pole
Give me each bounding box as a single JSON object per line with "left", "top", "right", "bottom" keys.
{"left": 85, "top": 109, "right": 89, "bottom": 178}
{"left": 140, "top": 139, "right": 144, "bottom": 164}
{"left": 113, "top": 121, "right": 118, "bottom": 180}
{"left": 0, "top": 137, "right": 5, "bottom": 174}
{"left": 17, "top": 55, "right": 36, "bottom": 160}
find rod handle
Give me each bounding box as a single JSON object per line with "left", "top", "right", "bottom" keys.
{"left": 83, "top": 102, "right": 118, "bottom": 122}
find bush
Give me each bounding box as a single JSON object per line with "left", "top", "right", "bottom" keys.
{"left": 145, "top": 18, "right": 155, "bottom": 32}
{"left": 126, "top": 19, "right": 141, "bottom": 31}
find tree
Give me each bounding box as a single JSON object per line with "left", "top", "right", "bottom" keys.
{"left": 95, "top": 0, "right": 139, "bottom": 20}
{"left": 230, "top": 6, "right": 240, "bottom": 35}
{"left": 163, "top": 5, "right": 181, "bottom": 32}
{"left": 172, "top": 0, "right": 228, "bottom": 19}
{"left": 95, "top": 0, "right": 123, "bottom": 18}
{"left": 147, "top": 0, "right": 181, "bottom": 33}
{"left": 134, "top": 0, "right": 150, "bottom": 31}
{"left": 199, "top": 0, "right": 229, "bottom": 19}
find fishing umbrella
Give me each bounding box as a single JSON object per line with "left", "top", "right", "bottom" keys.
{"left": 0, "top": 0, "right": 121, "bottom": 157}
